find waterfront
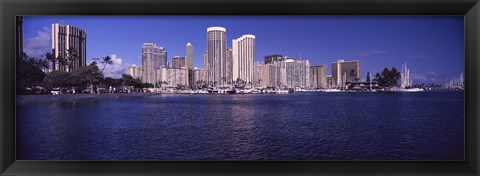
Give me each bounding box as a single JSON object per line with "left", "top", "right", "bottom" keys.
{"left": 16, "top": 91, "right": 464, "bottom": 160}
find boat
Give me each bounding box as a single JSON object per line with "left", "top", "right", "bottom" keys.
{"left": 324, "top": 88, "right": 342, "bottom": 92}
{"left": 288, "top": 88, "right": 295, "bottom": 93}
{"left": 396, "top": 87, "right": 424, "bottom": 92}
{"left": 398, "top": 62, "right": 424, "bottom": 92}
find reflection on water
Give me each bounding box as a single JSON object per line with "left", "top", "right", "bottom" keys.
{"left": 17, "top": 92, "right": 464, "bottom": 160}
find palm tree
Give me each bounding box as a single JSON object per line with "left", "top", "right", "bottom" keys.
{"left": 101, "top": 56, "right": 113, "bottom": 73}
{"left": 65, "top": 48, "right": 79, "bottom": 72}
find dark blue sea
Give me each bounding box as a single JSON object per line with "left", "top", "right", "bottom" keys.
{"left": 16, "top": 91, "right": 464, "bottom": 160}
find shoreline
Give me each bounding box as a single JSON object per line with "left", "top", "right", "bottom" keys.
{"left": 16, "top": 93, "right": 156, "bottom": 104}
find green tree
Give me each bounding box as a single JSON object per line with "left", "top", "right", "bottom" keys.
{"left": 76, "top": 62, "right": 104, "bottom": 94}
{"left": 44, "top": 70, "right": 71, "bottom": 91}
{"left": 375, "top": 67, "right": 401, "bottom": 89}
{"left": 17, "top": 55, "right": 47, "bottom": 94}
{"left": 101, "top": 56, "right": 113, "bottom": 73}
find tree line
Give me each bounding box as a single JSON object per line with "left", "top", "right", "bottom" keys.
{"left": 17, "top": 51, "right": 153, "bottom": 95}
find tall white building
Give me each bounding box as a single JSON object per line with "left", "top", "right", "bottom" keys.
{"left": 207, "top": 26, "right": 227, "bottom": 86}
{"left": 51, "top": 23, "right": 87, "bottom": 72}
{"left": 232, "top": 34, "right": 256, "bottom": 84}
{"left": 186, "top": 43, "right": 194, "bottom": 68}
{"left": 142, "top": 43, "right": 167, "bottom": 85}
{"left": 285, "top": 58, "right": 310, "bottom": 88}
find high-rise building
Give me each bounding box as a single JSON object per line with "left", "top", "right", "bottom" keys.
{"left": 172, "top": 56, "right": 186, "bottom": 69}
{"left": 232, "top": 34, "right": 255, "bottom": 84}
{"left": 285, "top": 58, "right": 310, "bottom": 88}
{"left": 326, "top": 75, "right": 334, "bottom": 88}
{"left": 51, "top": 23, "right": 87, "bottom": 72}
{"left": 264, "top": 54, "right": 284, "bottom": 64}
{"left": 331, "top": 59, "right": 360, "bottom": 87}
{"left": 207, "top": 26, "right": 227, "bottom": 86}
{"left": 203, "top": 51, "right": 208, "bottom": 71}
{"left": 186, "top": 43, "right": 194, "bottom": 68}
{"left": 142, "top": 43, "right": 167, "bottom": 85}
{"left": 16, "top": 16, "right": 24, "bottom": 60}
{"left": 127, "top": 65, "right": 142, "bottom": 80}
{"left": 255, "top": 63, "right": 277, "bottom": 88}
{"left": 272, "top": 61, "right": 287, "bottom": 88}
{"left": 159, "top": 67, "right": 188, "bottom": 88}
{"left": 226, "top": 48, "right": 233, "bottom": 84}
{"left": 310, "top": 65, "right": 327, "bottom": 88}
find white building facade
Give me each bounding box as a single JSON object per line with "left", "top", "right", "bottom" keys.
{"left": 232, "top": 34, "right": 256, "bottom": 84}
{"left": 51, "top": 23, "right": 87, "bottom": 72}
{"left": 142, "top": 43, "right": 167, "bottom": 85}
{"left": 186, "top": 43, "right": 194, "bottom": 68}
{"left": 207, "top": 27, "right": 227, "bottom": 86}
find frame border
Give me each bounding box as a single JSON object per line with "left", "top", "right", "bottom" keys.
{"left": 1, "top": 0, "right": 479, "bottom": 175}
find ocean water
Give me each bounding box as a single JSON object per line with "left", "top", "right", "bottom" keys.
{"left": 16, "top": 91, "right": 464, "bottom": 160}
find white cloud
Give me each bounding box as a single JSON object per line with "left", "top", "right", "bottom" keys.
{"left": 99, "top": 54, "right": 128, "bottom": 79}
{"left": 24, "top": 27, "right": 51, "bottom": 59}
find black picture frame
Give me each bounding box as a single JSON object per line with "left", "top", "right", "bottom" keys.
{"left": 1, "top": 0, "right": 479, "bottom": 175}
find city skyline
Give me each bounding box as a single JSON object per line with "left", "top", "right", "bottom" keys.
{"left": 23, "top": 16, "right": 464, "bottom": 84}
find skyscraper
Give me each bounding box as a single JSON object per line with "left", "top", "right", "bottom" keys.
{"left": 127, "top": 65, "right": 142, "bottom": 80}
{"left": 51, "top": 23, "right": 87, "bottom": 72}
{"left": 203, "top": 51, "right": 208, "bottom": 71}
{"left": 142, "top": 43, "right": 167, "bottom": 85}
{"left": 232, "top": 34, "right": 255, "bottom": 84}
{"left": 172, "top": 56, "right": 186, "bottom": 69}
{"left": 310, "top": 65, "right": 327, "bottom": 88}
{"left": 331, "top": 59, "right": 360, "bottom": 87}
{"left": 226, "top": 48, "right": 233, "bottom": 84}
{"left": 207, "top": 26, "right": 227, "bottom": 86}
{"left": 285, "top": 58, "right": 310, "bottom": 88}
{"left": 264, "top": 54, "right": 284, "bottom": 64}
{"left": 186, "top": 43, "right": 194, "bottom": 68}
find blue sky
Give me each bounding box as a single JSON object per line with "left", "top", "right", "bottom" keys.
{"left": 23, "top": 16, "right": 464, "bottom": 84}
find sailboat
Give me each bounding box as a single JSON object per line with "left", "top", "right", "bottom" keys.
{"left": 397, "top": 62, "right": 424, "bottom": 92}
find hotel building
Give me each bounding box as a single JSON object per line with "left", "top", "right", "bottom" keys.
{"left": 51, "top": 23, "right": 87, "bottom": 72}
{"left": 272, "top": 60, "right": 287, "bottom": 88}
{"left": 264, "top": 54, "right": 284, "bottom": 64}
{"left": 203, "top": 51, "right": 208, "bottom": 72}
{"left": 331, "top": 59, "right": 361, "bottom": 87}
{"left": 232, "top": 34, "right": 256, "bottom": 84}
{"left": 159, "top": 67, "right": 188, "bottom": 88}
{"left": 207, "top": 27, "right": 227, "bottom": 86}
{"left": 172, "top": 56, "right": 186, "bottom": 69}
{"left": 226, "top": 48, "right": 233, "bottom": 84}
{"left": 257, "top": 63, "right": 277, "bottom": 88}
{"left": 285, "top": 58, "right": 310, "bottom": 88}
{"left": 127, "top": 65, "right": 142, "bottom": 80}
{"left": 310, "top": 65, "right": 327, "bottom": 88}
{"left": 141, "top": 43, "right": 167, "bottom": 85}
